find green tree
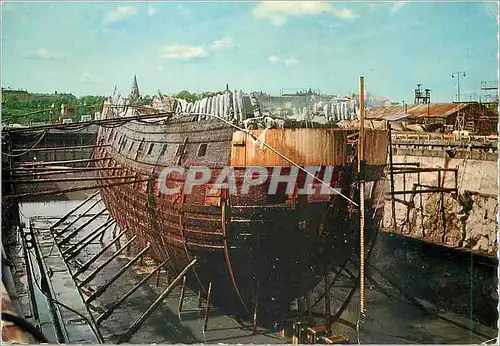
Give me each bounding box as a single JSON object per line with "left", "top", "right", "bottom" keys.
{"left": 174, "top": 90, "right": 199, "bottom": 103}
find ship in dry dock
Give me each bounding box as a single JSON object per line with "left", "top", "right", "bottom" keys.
{"left": 93, "top": 81, "right": 389, "bottom": 326}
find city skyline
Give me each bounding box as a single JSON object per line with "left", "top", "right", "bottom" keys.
{"left": 2, "top": 1, "right": 498, "bottom": 103}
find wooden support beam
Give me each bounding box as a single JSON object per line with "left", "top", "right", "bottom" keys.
{"left": 3, "top": 178, "right": 149, "bottom": 200}
{"left": 203, "top": 281, "right": 213, "bottom": 332}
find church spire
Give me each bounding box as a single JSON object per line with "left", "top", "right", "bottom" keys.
{"left": 130, "top": 74, "right": 140, "bottom": 101}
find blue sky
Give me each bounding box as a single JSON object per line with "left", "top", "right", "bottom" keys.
{"left": 2, "top": 1, "right": 498, "bottom": 102}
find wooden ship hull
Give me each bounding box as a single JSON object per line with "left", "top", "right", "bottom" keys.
{"left": 93, "top": 102, "right": 388, "bottom": 326}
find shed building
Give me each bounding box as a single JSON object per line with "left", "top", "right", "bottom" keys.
{"left": 365, "top": 103, "right": 498, "bottom": 135}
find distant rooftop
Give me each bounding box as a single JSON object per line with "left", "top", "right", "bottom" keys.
{"left": 366, "top": 103, "right": 472, "bottom": 120}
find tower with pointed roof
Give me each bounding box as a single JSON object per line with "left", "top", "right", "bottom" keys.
{"left": 130, "top": 74, "right": 140, "bottom": 102}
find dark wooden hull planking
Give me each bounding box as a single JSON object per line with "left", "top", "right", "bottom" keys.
{"left": 94, "top": 110, "right": 388, "bottom": 325}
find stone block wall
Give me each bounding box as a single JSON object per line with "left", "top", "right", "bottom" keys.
{"left": 383, "top": 151, "right": 498, "bottom": 256}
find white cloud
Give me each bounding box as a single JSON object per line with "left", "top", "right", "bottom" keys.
{"left": 390, "top": 1, "right": 409, "bottom": 14}
{"left": 80, "top": 72, "right": 106, "bottom": 84}
{"left": 269, "top": 55, "right": 280, "bottom": 63}
{"left": 269, "top": 55, "right": 298, "bottom": 66}
{"left": 103, "top": 6, "right": 138, "bottom": 24}
{"left": 159, "top": 44, "right": 207, "bottom": 60}
{"left": 253, "top": 1, "right": 357, "bottom": 26}
{"left": 157, "top": 66, "right": 164, "bottom": 71}
{"left": 148, "top": 5, "right": 157, "bottom": 17}
{"left": 211, "top": 36, "right": 235, "bottom": 50}
{"left": 21, "top": 48, "right": 61, "bottom": 61}
{"left": 284, "top": 57, "right": 298, "bottom": 66}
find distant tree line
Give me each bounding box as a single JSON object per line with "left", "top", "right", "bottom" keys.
{"left": 1, "top": 91, "right": 107, "bottom": 124}
{"left": 2, "top": 88, "right": 223, "bottom": 124}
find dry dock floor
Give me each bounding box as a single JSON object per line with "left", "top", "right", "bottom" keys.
{"left": 4, "top": 199, "right": 498, "bottom": 344}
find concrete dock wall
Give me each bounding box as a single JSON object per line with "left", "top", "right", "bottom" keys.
{"left": 384, "top": 148, "right": 498, "bottom": 256}
{"left": 8, "top": 127, "right": 98, "bottom": 166}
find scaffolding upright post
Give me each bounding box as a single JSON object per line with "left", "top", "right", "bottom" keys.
{"left": 388, "top": 123, "right": 397, "bottom": 230}
{"left": 178, "top": 275, "right": 187, "bottom": 313}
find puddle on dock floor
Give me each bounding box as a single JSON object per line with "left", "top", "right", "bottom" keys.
{"left": 5, "top": 197, "right": 498, "bottom": 344}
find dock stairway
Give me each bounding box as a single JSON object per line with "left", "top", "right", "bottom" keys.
{"left": 20, "top": 192, "right": 212, "bottom": 344}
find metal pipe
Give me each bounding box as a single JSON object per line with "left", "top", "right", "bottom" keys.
{"left": 389, "top": 187, "right": 456, "bottom": 195}
{"left": 359, "top": 76, "right": 365, "bottom": 171}
{"left": 391, "top": 162, "right": 421, "bottom": 166}
{"left": 96, "top": 258, "right": 170, "bottom": 325}
{"left": 12, "top": 144, "right": 109, "bottom": 152}
{"left": 391, "top": 167, "right": 458, "bottom": 173}
{"left": 73, "top": 228, "right": 128, "bottom": 277}
{"left": 77, "top": 234, "right": 136, "bottom": 286}
{"left": 116, "top": 258, "right": 198, "bottom": 344}
{"left": 358, "top": 75, "right": 366, "bottom": 316}
{"left": 50, "top": 191, "right": 99, "bottom": 230}
{"left": 86, "top": 245, "right": 151, "bottom": 303}
{"left": 3, "top": 177, "right": 149, "bottom": 200}
{"left": 414, "top": 183, "right": 445, "bottom": 189}
{"left": 15, "top": 157, "right": 109, "bottom": 168}
{"left": 5, "top": 175, "right": 137, "bottom": 184}
{"left": 54, "top": 198, "right": 102, "bottom": 237}
{"left": 10, "top": 166, "right": 120, "bottom": 174}
{"left": 58, "top": 208, "right": 107, "bottom": 246}
{"left": 62, "top": 220, "right": 115, "bottom": 259}
{"left": 63, "top": 226, "right": 107, "bottom": 259}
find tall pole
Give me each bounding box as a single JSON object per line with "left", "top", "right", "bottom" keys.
{"left": 451, "top": 71, "right": 466, "bottom": 131}
{"left": 359, "top": 77, "right": 365, "bottom": 171}
{"left": 451, "top": 71, "right": 466, "bottom": 103}
{"left": 358, "top": 76, "right": 365, "bottom": 318}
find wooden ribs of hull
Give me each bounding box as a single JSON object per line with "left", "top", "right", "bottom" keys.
{"left": 93, "top": 118, "right": 388, "bottom": 323}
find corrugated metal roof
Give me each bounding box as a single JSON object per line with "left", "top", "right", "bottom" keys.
{"left": 384, "top": 114, "right": 410, "bottom": 122}
{"left": 366, "top": 103, "right": 469, "bottom": 120}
